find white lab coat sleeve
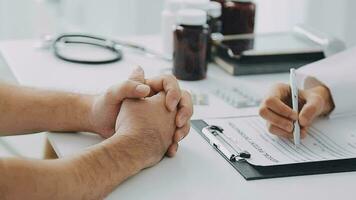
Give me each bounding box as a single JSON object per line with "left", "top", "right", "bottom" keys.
{"left": 295, "top": 46, "right": 356, "bottom": 118}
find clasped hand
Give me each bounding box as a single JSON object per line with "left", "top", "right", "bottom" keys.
{"left": 89, "top": 66, "right": 193, "bottom": 158}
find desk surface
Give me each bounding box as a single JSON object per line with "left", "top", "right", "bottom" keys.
{"left": 2, "top": 35, "right": 355, "bottom": 200}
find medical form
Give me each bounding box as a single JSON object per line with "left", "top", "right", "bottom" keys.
{"left": 204, "top": 116, "right": 356, "bottom": 166}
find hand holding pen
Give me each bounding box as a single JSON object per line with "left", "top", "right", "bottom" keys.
{"left": 259, "top": 74, "right": 335, "bottom": 140}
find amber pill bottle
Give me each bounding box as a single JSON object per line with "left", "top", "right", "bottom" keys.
{"left": 222, "top": 0, "right": 256, "bottom": 35}
{"left": 173, "top": 9, "right": 209, "bottom": 81}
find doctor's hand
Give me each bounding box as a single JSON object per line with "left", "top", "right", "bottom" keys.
{"left": 88, "top": 67, "right": 193, "bottom": 157}
{"left": 259, "top": 83, "right": 334, "bottom": 139}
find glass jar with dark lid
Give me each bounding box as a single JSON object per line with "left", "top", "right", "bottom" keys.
{"left": 222, "top": 0, "right": 256, "bottom": 35}
{"left": 173, "top": 9, "right": 209, "bottom": 81}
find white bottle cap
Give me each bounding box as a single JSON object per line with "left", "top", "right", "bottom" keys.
{"left": 177, "top": 9, "right": 207, "bottom": 26}
{"left": 183, "top": 0, "right": 210, "bottom": 10}
{"left": 164, "top": 0, "right": 184, "bottom": 11}
{"left": 208, "top": 2, "right": 222, "bottom": 18}
{"left": 230, "top": 0, "right": 254, "bottom": 3}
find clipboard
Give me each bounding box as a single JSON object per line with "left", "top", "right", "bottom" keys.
{"left": 192, "top": 119, "right": 356, "bottom": 180}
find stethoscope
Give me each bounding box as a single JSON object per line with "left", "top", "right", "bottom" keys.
{"left": 38, "top": 33, "right": 172, "bottom": 64}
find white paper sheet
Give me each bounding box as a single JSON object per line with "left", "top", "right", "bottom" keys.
{"left": 205, "top": 116, "right": 356, "bottom": 166}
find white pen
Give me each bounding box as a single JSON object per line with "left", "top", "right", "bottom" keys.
{"left": 290, "top": 68, "right": 300, "bottom": 147}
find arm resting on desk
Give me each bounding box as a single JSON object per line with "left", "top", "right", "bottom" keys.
{"left": 0, "top": 82, "right": 94, "bottom": 136}
{"left": 0, "top": 93, "right": 177, "bottom": 200}
{"left": 0, "top": 135, "right": 147, "bottom": 200}
{"left": 0, "top": 68, "right": 193, "bottom": 159}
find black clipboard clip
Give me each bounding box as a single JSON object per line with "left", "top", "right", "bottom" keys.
{"left": 202, "top": 125, "right": 251, "bottom": 162}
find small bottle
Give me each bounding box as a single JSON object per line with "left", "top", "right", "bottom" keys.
{"left": 173, "top": 9, "right": 209, "bottom": 81}
{"left": 161, "top": 0, "right": 184, "bottom": 57}
{"left": 207, "top": 1, "right": 222, "bottom": 60}
{"left": 222, "top": 0, "right": 256, "bottom": 35}
{"left": 183, "top": 0, "right": 210, "bottom": 10}
{"left": 210, "top": 0, "right": 225, "bottom": 10}
{"left": 207, "top": 1, "right": 223, "bottom": 33}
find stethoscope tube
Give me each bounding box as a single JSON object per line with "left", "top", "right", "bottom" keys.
{"left": 53, "top": 34, "right": 123, "bottom": 64}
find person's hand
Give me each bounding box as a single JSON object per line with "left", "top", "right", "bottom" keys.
{"left": 259, "top": 83, "right": 334, "bottom": 139}
{"left": 88, "top": 67, "right": 193, "bottom": 157}
{"left": 113, "top": 92, "right": 177, "bottom": 168}
{"left": 129, "top": 67, "right": 193, "bottom": 157}
{"left": 88, "top": 69, "right": 151, "bottom": 138}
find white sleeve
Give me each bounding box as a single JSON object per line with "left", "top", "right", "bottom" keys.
{"left": 295, "top": 46, "right": 356, "bottom": 118}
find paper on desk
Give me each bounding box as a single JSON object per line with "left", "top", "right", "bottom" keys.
{"left": 205, "top": 115, "right": 356, "bottom": 166}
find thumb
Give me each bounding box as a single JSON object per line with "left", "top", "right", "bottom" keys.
{"left": 129, "top": 66, "right": 145, "bottom": 83}
{"left": 299, "top": 93, "right": 324, "bottom": 127}
{"left": 105, "top": 80, "right": 150, "bottom": 104}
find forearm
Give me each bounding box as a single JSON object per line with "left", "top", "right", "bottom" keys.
{"left": 0, "top": 83, "right": 94, "bottom": 135}
{"left": 67, "top": 134, "right": 147, "bottom": 199}
{"left": 0, "top": 132, "right": 146, "bottom": 200}
{"left": 0, "top": 158, "right": 78, "bottom": 200}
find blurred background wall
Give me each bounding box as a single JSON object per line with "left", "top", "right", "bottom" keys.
{"left": 0, "top": 0, "right": 355, "bottom": 47}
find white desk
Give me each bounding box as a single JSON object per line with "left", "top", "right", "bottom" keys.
{"left": 1, "top": 35, "right": 355, "bottom": 200}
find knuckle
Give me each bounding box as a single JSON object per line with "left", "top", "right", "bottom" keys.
{"left": 259, "top": 106, "right": 269, "bottom": 118}
{"left": 277, "top": 118, "right": 289, "bottom": 128}
{"left": 181, "top": 105, "right": 194, "bottom": 118}
{"left": 273, "top": 83, "right": 289, "bottom": 90}
{"left": 181, "top": 108, "right": 193, "bottom": 119}
{"left": 313, "top": 94, "right": 324, "bottom": 105}
{"left": 264, "top": 97, "right": 277, "bottom": 107}
{"left": 182, "top": 90, "right": 193, "bottom": 104}
{"left": 267, "top": 124, "right": 275, "bottom": 133}
{"left": 105, "top": 85, "right": 117, "bottom": 99}
{"left": 306, "top": 104, "right": 318, "bottom": 115}
{"left": 184, "top": 122, "right": 191, "bottom": 132}
{"left": 182, "top": 89, "right": 191, "bottom": 98}
{"left": 123, "top": 80, "right": 134, "bottom": 87}
{"left": 122, "top": 80, "right": 135, "bottom": 92}
{"left": 167, "top": 74, "right": 177, "bottom": 81}
{"left": 170, "top": 88, "right": 181, "bottom": 97}
{"left": 119, "top": 80, "right": 133, "bottom": 92}
{"left": 163, "top": 74, "right": 177, "bottom": 82}
{"left": 276, "top": 82, "right": 288, "bottom": 88}
{"left": 314, "top": 94, "right": 323, "bottom": 102}
{"left": 189, "top": 107, "right": 194, "bottom": 116}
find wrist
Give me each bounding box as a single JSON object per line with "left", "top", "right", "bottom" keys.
{"left": 316, "top": 85, "right": 335, "bottom": 115}
{"left": 105, "top": 132, "right": 149, "bottom": 171}
{"left": 77, "top": 94, "right": 97, "bottom": 133}
{"left": 64, "top": 134, "right": 146, "bottom": 199}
